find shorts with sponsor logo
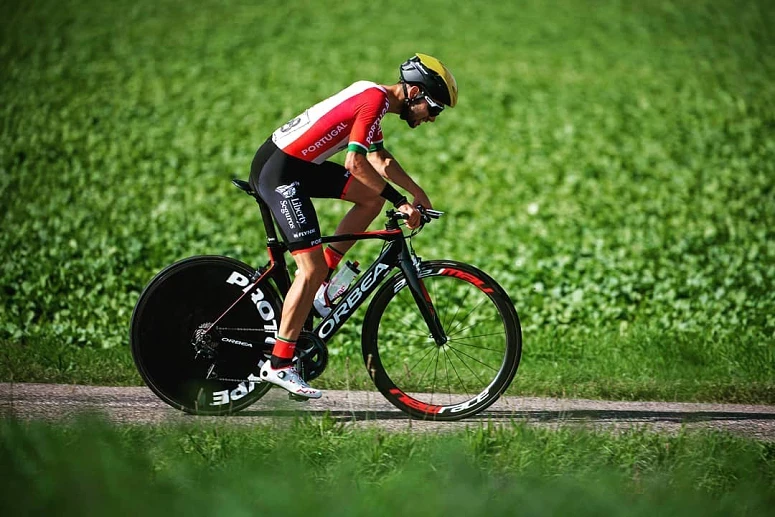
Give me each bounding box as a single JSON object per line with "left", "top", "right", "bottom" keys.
{"left": 249, "top": 139, "right": 354, "bottom": 254}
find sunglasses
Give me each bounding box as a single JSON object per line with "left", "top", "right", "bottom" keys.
{"left": 421, "top": 92, "right": 445, "bottom": 116}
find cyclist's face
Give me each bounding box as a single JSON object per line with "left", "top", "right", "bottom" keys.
{"left": 406, "top": 87, "right": 439, "bottom": 128}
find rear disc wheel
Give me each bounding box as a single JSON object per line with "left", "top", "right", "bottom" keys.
{"left": 130, "top": 256, "right": 282, "bottom": 415}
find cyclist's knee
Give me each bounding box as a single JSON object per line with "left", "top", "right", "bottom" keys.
{"left": 293, "top": 249, "right": 328, "bottom": 284}
{"left": 304, "top": 262, "right": 328, "bottom": 284}
{"left": 342, "top": 179, "right": 387, "bottom": 216}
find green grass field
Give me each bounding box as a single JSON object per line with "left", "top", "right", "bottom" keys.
{"left": 1, "top": 416, "right": 774, "bottom": 516}
{"left": 1, "top": 0, "right": 774, "bottom": 401}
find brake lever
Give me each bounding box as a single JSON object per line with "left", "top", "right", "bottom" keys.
{"left": 416, "top": 206, "right": 444, "bottom": 221}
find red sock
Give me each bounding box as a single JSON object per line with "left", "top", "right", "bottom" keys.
{"left": 270, "top": 336, "right": 296, "bottom": 368}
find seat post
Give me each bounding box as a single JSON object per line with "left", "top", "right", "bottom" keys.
{"left": 254, "top": 196, "right": 281, "bottom": 243}
{"left": 231, "top": 178, "right": 283, "bottom": 246}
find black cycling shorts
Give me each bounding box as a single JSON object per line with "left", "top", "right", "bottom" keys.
{"left": 249, "top": 138, "right": 354, "bottom": 254}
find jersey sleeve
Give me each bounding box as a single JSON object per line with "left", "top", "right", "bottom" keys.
{"left": 347, "top": 88, "right": 388, "bottom": 155}
{"left": 368, "top": 127, "right": 384, "bottom": 153}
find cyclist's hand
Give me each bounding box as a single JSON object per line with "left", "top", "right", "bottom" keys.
{"left": 412, "top": 190, "right": 433, "bottom": 210}
{"left": 398, "top": 203, "right": 421, "bottom": 229}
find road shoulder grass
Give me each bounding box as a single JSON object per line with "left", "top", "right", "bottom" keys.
{"left": 1, "top": 415, "right": 773, "bottom": 516}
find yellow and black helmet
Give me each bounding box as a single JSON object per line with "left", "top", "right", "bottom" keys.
{"left": 399, "top": 53, "right": 458, "bottom": 108}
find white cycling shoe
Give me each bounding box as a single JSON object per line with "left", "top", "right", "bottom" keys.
{"left": 259, "top": 361, "right": 322, "bottom": 399}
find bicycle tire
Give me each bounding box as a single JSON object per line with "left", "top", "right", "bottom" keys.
{"left": 362, "top": 260, "right": 521, "bottom": 421}
{"left": 130, "top": 255, "right": 282, "bottom": 415}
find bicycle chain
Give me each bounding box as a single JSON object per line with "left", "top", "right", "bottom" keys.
{"left": 203, "top": 330, "right": 324, "bottom": 384}
{"left": 215, "top": 376, "right": 263, "bottom": 384}
{"left": 216, "top": 327, "right": 271, "bottom": 333}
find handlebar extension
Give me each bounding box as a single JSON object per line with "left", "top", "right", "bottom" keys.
{"left": 386, "top": 206, "right": 444, "bottom": 224}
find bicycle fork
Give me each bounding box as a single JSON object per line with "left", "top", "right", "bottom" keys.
{"left": 399, "top": 247, "right": 448, "bottom": 346}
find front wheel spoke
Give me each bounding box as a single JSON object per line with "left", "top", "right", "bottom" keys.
{"left": 378, "top": 324, "right": 432, "bottom": 343}
{"left": 446, "top": 344, "right": 500, "bottom": 373}
{"left": 440, "top": 280, "right": 474, "bottom": 332}
{"left": 447, "top": 313, "right": 500, "bottom": 338}
{"left": 444, "top": 352, "right": 476, "bottom": 403}
{"left": 447, "top": 331, "right": 505, "bottom": 341}
{"left": 437, "top": 282, "right": 459, "bottom": 331}
{"left": 430, "top": 350, "right": 440, "bottom": 405}
{"left": 398, "top": 343, "right": 436, "bottom": 369}
{"left": 444, "top": 347, "right": 474, "bottom": 396}
{"left": 424, "top": 279, "right": 486, "bottom": 338}
{"left": 394, "top": 345, "right": 436, "bottom": 386}
{"left": 394, "top": 293, "right": 420, "bottom": 325}
{"left": 443, "top": 348, "right": 452, "bottom": 404}
{"left": 415, "top": 347, "right": 439, "bottom": 391}
{"left": 445, "top": 339, "right": 504, "bottom": 353}
{"left": 403, "top": 331, "right": 437, "bottom": 340}
{"left": 445, "top": 297, "right": 487, "bottom": 336}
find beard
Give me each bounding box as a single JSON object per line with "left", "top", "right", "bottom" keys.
{"left": 400, "top": 101, "right": 421, "bottom": 128}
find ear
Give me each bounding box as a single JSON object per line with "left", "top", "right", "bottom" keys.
{"left": 407, "top": 85, "right": 422, "bottom": 99}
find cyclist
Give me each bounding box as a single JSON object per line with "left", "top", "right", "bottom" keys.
{"left": 249, "top": 53, "right": 458, "bottom": 399}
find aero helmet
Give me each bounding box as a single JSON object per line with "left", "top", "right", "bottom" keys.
{"left": 399, "top": 53, "right": 458, "bottom": 108}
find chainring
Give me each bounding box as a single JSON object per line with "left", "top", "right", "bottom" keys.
{"left": 295, "top": 330, "right": 328, "bottom": 381}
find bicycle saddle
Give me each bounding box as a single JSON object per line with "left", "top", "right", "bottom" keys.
{"left": 231, "top": 179, "right": 256, "bottom": 196}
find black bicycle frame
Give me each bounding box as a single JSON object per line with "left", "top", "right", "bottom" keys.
{"left": 211, "top": 188, "right": 447, "bottom": 347}
{"left": 314, "top": 230, "right": 447, "bottom": 345}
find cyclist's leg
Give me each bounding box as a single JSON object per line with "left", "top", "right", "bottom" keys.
{"left": 249, "top": 141, "right": 328, "bottom": 368}
{"left": 334, "top": 177, "right": 386, "bottom": 254}
{"left": 302, "top": 161, "right": 386, "bottom": 257}
{"left": 277, "top": 246, "right": 327, "bottom": 344}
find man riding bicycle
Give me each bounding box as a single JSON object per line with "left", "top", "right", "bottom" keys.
{"left": 249, "top": 54, "right": 458, "bottom": 399}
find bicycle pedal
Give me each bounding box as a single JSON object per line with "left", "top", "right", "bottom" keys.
{"left": 289, "top": 393, "right": 310, "bottom": 402}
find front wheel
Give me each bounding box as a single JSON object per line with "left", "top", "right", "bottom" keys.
{"left": 362, "top": 260, "right": 522, "bottom": 421}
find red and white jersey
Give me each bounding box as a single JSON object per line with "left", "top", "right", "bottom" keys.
{"left": 271, "top": 81, "right": 389, "bottom": 164}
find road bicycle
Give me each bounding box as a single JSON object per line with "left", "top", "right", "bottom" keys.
{"left": 130, "top": 179, "right": 522, "bottom": 421}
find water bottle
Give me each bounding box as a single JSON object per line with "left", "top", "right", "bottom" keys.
{"left": 313, "top": 260, "right": 360, "bottom": 317}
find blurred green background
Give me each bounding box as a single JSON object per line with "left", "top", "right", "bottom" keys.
{"left": 1, "top": 0, "right": 773, "bottom": 400}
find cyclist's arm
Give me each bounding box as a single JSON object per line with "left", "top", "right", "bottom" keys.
{"left": 368, "top": 148, "right": 431, "bottom": 207}
{"left": 345, "top": 151, "right": 420, "bottom": 227}
{"left": 345, "top": 90, "right": 396, "bottom": 198}
{"left": 344, "top": 151, "right": 391, "bottom": 195}
{"left": 345, "top": 88, "right": 420, "bottom": 219}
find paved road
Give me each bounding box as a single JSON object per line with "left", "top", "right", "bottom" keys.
{"left": 2, "top": 383, "right": 774, "bottom": 440}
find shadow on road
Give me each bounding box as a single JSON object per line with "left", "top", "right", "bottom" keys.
{"left": 235, "top": 408, "right": 775, "bottom": 423}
